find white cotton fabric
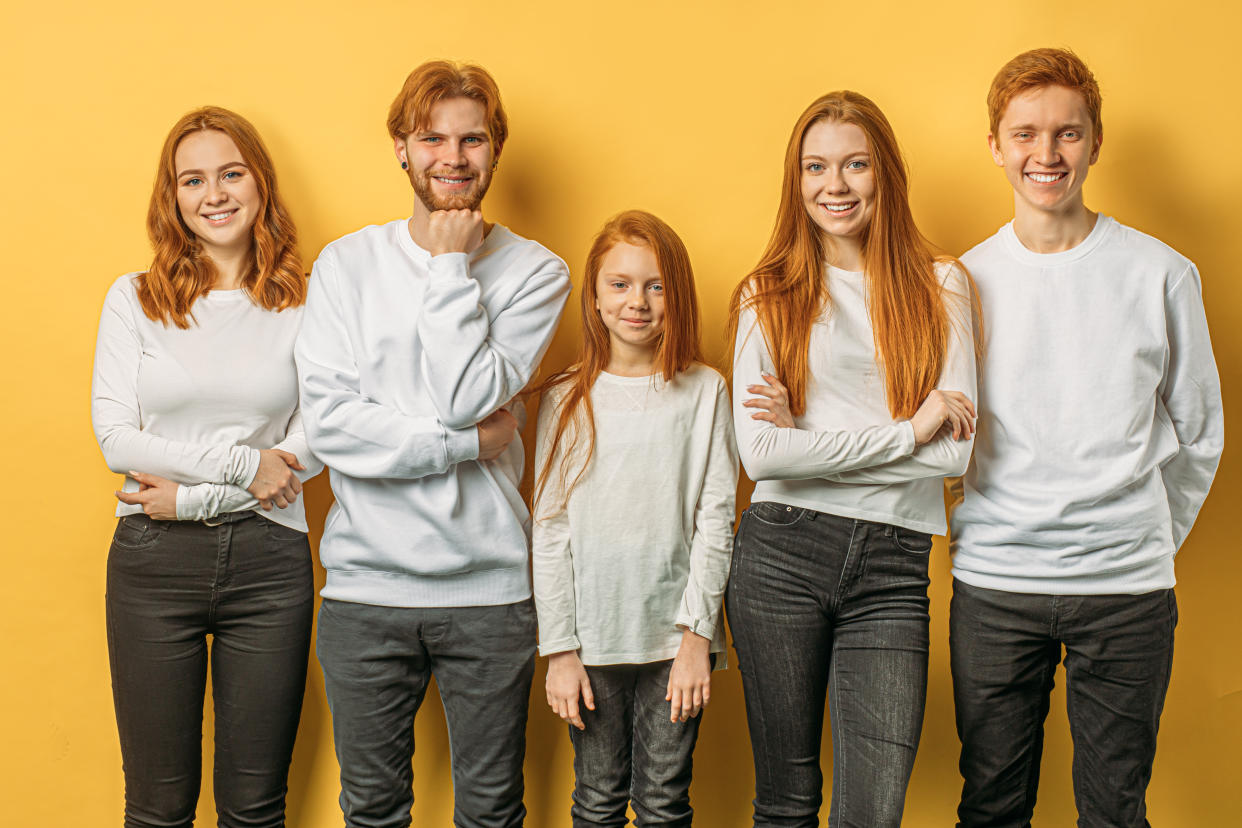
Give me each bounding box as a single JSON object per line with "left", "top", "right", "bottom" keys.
{"left": 532, "top": 364, "right": 738, "bottom": 665}
{"left": 91, "top": 274, "right": 321, "bottom": 532}
{"left": 295, "top": 220, "right": 570, "bottom": 608}
{"left": 732, "top": 262, "right": 977, "bottom": 535}
{"left": 951, "top": 215, "right": 1224, "bottom": 594}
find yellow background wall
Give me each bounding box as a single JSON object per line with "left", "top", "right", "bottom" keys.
{"left": 3, "top": 0, "right": 1238, "bottom": 824}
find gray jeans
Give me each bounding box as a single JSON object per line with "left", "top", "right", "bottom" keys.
{"left": 316, "top": 598, "right": 537, "bottom": 828}
{"left": 568, "top": 659, "right": 705, "bottom": 827}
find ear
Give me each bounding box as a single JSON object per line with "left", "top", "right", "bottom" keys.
{"left": 987, "top": 132, "right": 1004, "bottom": 167}
{"left": 393, "top": 135, "right": 408, "bottom": 166}
{"left": 1089, "top": 130, "right": 1103, "bottom": 165}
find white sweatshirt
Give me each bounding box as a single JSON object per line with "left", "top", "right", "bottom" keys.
{"left": 296, "top": 220, "right": 570, "bottom": 608}
{"left": 91, "top": 274, "right": 321, "bottom": 532}
{"left": 733, "top": 262, "right": 976, "bottom": 535}
{"left": 951, "top": 216, "right": 1223, "bottom": 594}
{"left": 532, "top": 364, "right": 738, "bottom": 665}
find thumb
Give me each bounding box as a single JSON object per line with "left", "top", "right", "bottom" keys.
{"left": 581, "top": 676, "right": 595, "bottom": 711}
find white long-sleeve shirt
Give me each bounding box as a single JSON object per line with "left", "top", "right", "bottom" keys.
{"left": 296, "top": 220, "right": 570, "bottom": 608}
{"left": 951, "top": 216, "right": 1223, "bottom": 594}
{"left": 91, "top": 274, "right": 321, "bottom": 532}
{"left": 532, "top": 365, "right": 738, "bottom": 665}
{"left": 733, "top": 262, "right": 976, "bottom": 535}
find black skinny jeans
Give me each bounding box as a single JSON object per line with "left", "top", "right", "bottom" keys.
{"left": 105, "top": 511, "right": 314, "bottom": 828}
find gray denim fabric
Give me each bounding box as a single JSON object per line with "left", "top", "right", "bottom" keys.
{"left": 726, "top": 503, "right": 932, "bottom": 828}
{"left": 950, "top": 579, "right": 1177, "bottom": 828}
{"left": 316, "top": 598, "right": 537, "bottom": 828}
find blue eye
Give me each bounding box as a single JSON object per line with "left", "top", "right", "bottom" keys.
{"left": 846, "top": 160, "right": 868, "bottom": 170}
{"left": 223, "top": 170, "right": 242, "bottom": 180}
{"left": 184, "top": 177, "right": 202, "bottom": 187}
{"left": 649, "top": 283, "right": 664, "bottom": 293}
{"left": 805, "top": 163, "right": 824, "bottom": 172}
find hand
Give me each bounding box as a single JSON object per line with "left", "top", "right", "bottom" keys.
{"left": 742, "top": 372, "right": 795, "bottom": 428}
{"left": 246, "top": 449, "right": 305, "bottom": 510}
{"left": 546, "top": 651, "right": 594, "bottom": 730}
{"left": 909, "top": 390, "right": 976, "bottom": 445}
{"left": 115, "top": 471, "right": 179, "bottom": 520}
{"left": 666, "top": 630, "right": 712, "bottom": 722}
{"left": 427, "top": 209, "right": 485, "bottom": 256}
{"left": 477, "top": 408, "right": 519, "bottom": 461}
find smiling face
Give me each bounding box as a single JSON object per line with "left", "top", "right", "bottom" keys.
{"left": 174, "top": 129, "right": 261, "bottom": 262}
{"left": 395, "top": 96, "right": 495, "bottom": 213}
{"left": 799, "top": 118, "right": 876, "bottom": 267}
{"left": 989, "top": 84, "right": 1101, "bottom": 219}
{"left": 595, "top": 240, "right": 666, "bottom": 368}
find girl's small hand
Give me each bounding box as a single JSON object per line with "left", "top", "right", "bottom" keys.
{"left": 909, "top": 390, "right": 976, "bottom": 445}
{"left": 667, "top": 630, "right": 712, "bottom": 722}
{"left": 546, "top": 651, "right": 594, "bottom": 731}
{"left": 115, "top": 471, "right": 179, "bottom": 520}
{"left": 743, "top": 373, "right": 795, "bottom": 428}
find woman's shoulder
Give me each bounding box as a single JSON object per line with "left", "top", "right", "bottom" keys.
{"left": 933, "top": 257, "right": 970, "bottom": 290}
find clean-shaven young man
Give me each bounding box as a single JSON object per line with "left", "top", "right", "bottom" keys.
{"left": 950, "top": 48, "right": 1223, "bottom": 827}
{"left": 296, "top": 61, "right": 570, "bottom": 828}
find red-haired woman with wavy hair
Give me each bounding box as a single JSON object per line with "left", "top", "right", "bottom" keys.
{"left": 725, "top": 92, "right": 978, "bottom": 826}
{"left": 532, "top": 210, "right": 738, "bottom": 825}
{"left": 90, "top": 106, "right": 321, "bottom": 828}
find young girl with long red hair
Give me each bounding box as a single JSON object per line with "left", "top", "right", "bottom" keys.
{"left": 91, "top": 106, "right": 320, "bottom": 827}
{"left": 726, "top": 92, "right": 978, "bottom": 826}
{"left": 533, "top": 210, "right": 738, "bottom": 826}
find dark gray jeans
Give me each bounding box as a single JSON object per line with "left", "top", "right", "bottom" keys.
{"left": 726, "top": 503, "right": 932, "bottom": 828}
{"left": 106, "top": 511, "right": 314, "bottom": 828}
{"left": 316, "top": 597, "right": 537, "bottom": 828}
{"left": 950, "top": 579, "right": 1177, "bottom": 828}
{"left": 568, "top": 659, "right": 705, "bottom": 827}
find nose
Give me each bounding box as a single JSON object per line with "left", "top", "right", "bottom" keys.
{"left": 205, "top": 177, "right": 228, "bottom": 205}
{"left": 443, "top": 139, "right": 467, "bottom": 167}
{"left": 626, "top": 286, "right": 648, "bottom": 309}
{"left": 824, "top": 168, "right": 849, "bottom": 194}
{"left": 1035, "top": 138, "right": 1059, "bottom": 167}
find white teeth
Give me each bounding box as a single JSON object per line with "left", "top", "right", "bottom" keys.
{"left": 1027, "top": 172, "right": 1063, "bottom": 183}
{"left": 206, "top": 211, "right": 234, "bottom": 221}
{"left": 823, "top": 203, "right": 855, "bottom": 212}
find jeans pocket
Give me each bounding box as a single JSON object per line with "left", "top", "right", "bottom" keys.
{"left": 110, "top": 514, "right": 164, "bottom": 551}
{"left": 747, "top": 501, "right": 809, "bottom": 528}
{"left": 892, "top": 527, "right": 933, "bottom": 554}
{"left": 261, "top": 516, "right": 308, "bottom": 544}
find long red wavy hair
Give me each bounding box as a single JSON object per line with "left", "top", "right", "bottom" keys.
{"left": 534, "top": 210, "right": 702, "bottom": 517}
{"left": 727, "top": 91, "right": 971, "bottom": 418}
{"left": 140, "top": 106, "right": 304, "bottom": 328}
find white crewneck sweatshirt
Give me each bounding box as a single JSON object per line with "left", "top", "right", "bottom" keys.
{"left": 732, "top": 262, "right": 976, "bottom": 535}
{"left": 532, "top": 364, "right": 738, "bottom": 665}
{"left": 295, "top": 220, "right": 570, "bottom": 608}
{"left": 951, "top": 216, "right": 1223, "bottom": 594}
{"left": 91, "top": 274, "right": 321, "bottom": 532}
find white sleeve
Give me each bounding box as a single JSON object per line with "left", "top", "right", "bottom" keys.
{"left": 91, "top": 279, "right": 260, "bottom": 487}
{"left": 175, "top": 409, "right": 324, "bottom": 520}
{"left": 531, "top": 390, "right": 581, "bottom": 657}
{"left": 731, "top": 305, "right": 916, "bottom": 482}
{"left": 823, "top": 266, "right": 977, "bottom": 484}
{"left": 675, "top": 378, "right": 739, "bottom": 640}
{"left": 295, "top": 250, "right": 480, "bottom": 479}
{"left": 417, "top": 251, "right": 570, "bottom": 429}
{"left": 1159, "top": 265, "right": 1224, "bottom": 550}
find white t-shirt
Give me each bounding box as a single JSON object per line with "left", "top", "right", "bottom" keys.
{"left": 732, "top": 262, "right": 976, "bottom": 535}
{"left": 532, "top": 364, "right": 738, "bottom": 665}
{"left": 91, "top": 274, "right": 320, "bottom": 532}
{"left": 951, "top": 215, "right": 1223, "bottom": 594}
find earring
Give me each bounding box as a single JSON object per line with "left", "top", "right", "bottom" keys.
{"left": 491, "top": 160, "right": 499, "bottom": 172}
{"left": 401, "top": 161, "right": 408, "bottom": 170}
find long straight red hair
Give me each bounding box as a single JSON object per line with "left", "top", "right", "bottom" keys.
{"left": 727, "top": 91, "right": 969, "bottom": 418}
{"left": 534, "top": 210, "right": 702, "bottom": 516}
{"left": 140, "top": 106, "right": 304, "bottom": 328}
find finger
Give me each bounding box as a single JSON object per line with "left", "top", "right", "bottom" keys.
{"left": 693, "top": 686, "right": 703, "bottom": 710}
{"left": 668, "top": 687, "right": 681, "bottom": 721}
{"left": 742, "top": 397, "right": 775, "bottom": 409}
{"left": 582, "top": 678, "right": 595, "bottom": 711}
{"left": 115, "top": 490, "right": 142, "bottom": 505}
{"left": 259, "top": 499, "right": 274, "bottom": 511}
{"left": 751, "top": 412, "right": 775, "bottom": 422}
{"left": 292, "top": 477, "right": 303, "bottom": 495}
{"left": 702, "top": 682, "right": 711, "bottom": 706}
{"left": 745, "top": 384, "right": 780, "bottom": 399}
{"left": 273, "top": 494, "right": 290, "bottom": 510}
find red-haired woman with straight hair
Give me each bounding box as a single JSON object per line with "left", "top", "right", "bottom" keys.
{"left": 91, "top": 106, "right": 320, "bottom": 828}
{"left": 725, "top": 92, "right": 978, "bottom": 826}
{"left": 532, "top": 210, "right": 738, "bottom": 825}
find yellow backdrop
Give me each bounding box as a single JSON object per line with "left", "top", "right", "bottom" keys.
{"left": 3, "top": 0, "right": 1238, "bottom": 824}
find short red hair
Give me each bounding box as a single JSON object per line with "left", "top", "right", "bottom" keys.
{"left": 987, "top": 48, "right": 1102, "bottom": 139}
{"left": 386, "top": 60, "right": 508, "bottom": 155}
